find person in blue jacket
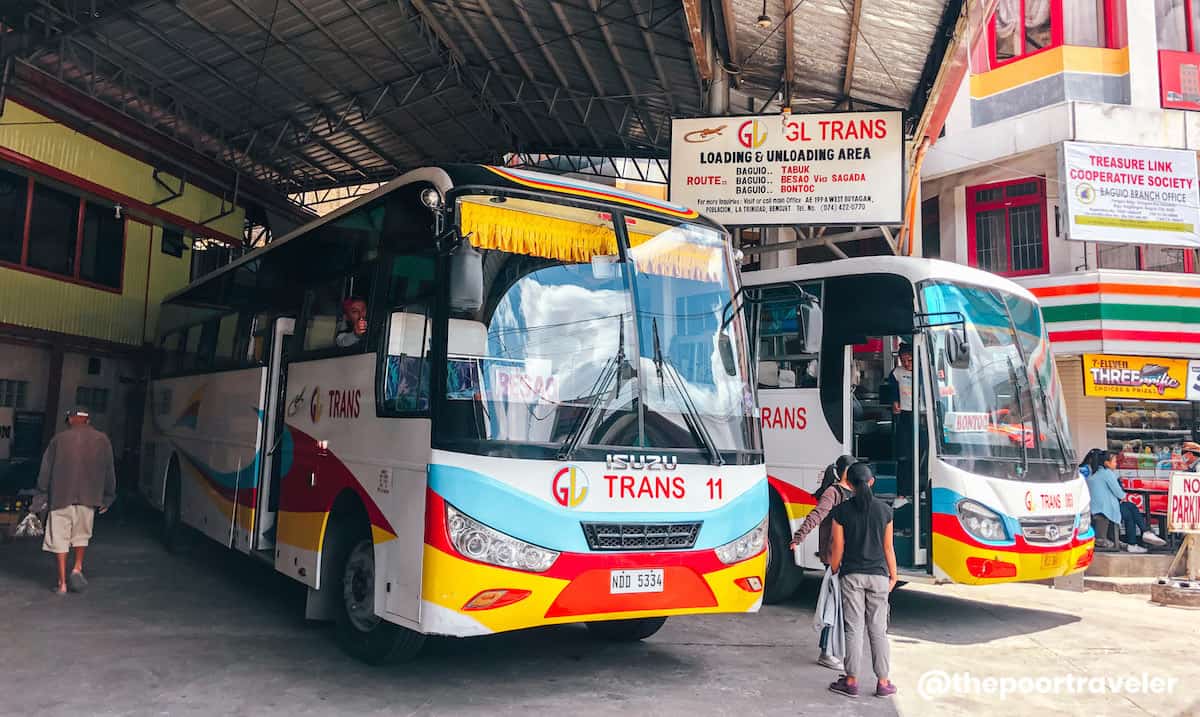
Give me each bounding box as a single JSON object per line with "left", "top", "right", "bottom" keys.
{"left": 1081, "top": 449, "right": 1166, "bottom": 552}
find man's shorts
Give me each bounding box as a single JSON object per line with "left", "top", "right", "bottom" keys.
{"left": 42, "top": 505, "right": 96, "bottom": 554}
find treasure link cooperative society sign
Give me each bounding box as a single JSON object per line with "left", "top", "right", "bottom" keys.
{"left": 1062, "top": 140, "right": 1200, "bottom": 247}
{"left": 669, "top": 111, "right": 903, "bottom": 226}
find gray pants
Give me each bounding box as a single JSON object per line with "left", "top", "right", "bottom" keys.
{"left": 841, "top": 573, "right": 891, "bottom": 681}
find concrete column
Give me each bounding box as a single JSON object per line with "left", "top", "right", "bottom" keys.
{"left": 42, "top": 342, "right": 64, "bottom": 447}
{"left": 776, "top": 227, "right": 798, "bottom": 268}
{"left": 953, "top": 185, "right": 968, "bottom": 266}
{"left": 1126, "top": 0, "right": 1161, "bottom": 109}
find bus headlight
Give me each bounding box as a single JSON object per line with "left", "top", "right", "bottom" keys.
{"left": 957, "top": 500, "right": 1008, "bottom": 542}
{"left": 1077, "top": 505, "right": 1091, "bottom": 535}
{"left": 446, "top": 504, "right": 559, "bottom": 573}
{"left": 715, "top": 517, "right": 768, "bottom": 564}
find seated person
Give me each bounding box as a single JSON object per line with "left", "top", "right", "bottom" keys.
{"left": 335, "top": 297, "right": 368, "bottom": 348}
{"left": 1081, "top": 449, "right": 1167, "bottom": 552}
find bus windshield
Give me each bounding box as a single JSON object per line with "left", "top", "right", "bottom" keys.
{"left": 443, "top": 196, "right": 757, "bottom": 460}
{"left": 920, "top": 281, "right": 1074, "bottom": 481}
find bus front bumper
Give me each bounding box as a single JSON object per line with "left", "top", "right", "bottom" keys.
{"left": 932, "top": 533, "right": 1095, "bottom": 585}
{"left": 417, "top": 542, "right": 766, "bottom": 637}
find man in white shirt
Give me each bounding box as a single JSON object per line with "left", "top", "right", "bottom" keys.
{"left": 888, "top": 343, "right": 916, "bottom": 503}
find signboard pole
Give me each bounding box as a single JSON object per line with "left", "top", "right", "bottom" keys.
{"left": 1163, "top": 534, "right": 1198, "bottom": 581}
{"left": 1166, "top": 471, "right": 1200, "bottom": 580}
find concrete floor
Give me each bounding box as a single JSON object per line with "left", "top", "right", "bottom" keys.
{"left": 2, "top": 512, "right": 1198, "bottom": 717}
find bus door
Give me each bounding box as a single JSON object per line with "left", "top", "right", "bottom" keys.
{"left": 253, "top": 317, "right": 294, "bottom": 554}
{"left": 851, "top": 335, "right": 928, "bottom": 570}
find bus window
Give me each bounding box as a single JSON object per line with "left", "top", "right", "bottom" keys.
{"left": 303, "top": 271, "right": 374, "bottom": 353}
{"left": 756, "top": 283, "right": 821, "bottom": 389}
{"left": 195, "top": 319, "right": 220, "bottom": 370}
{"left": 381, "top": 307, "right": 431, "bottom": 414}
{"left": 157, "top": 331, "right": 182, "bottom": 377}
{"left": 211, "top": 313, "right": 241, "bottom": 369}
{"left": 248, "top": 312, "right": 271, "bottom": 364}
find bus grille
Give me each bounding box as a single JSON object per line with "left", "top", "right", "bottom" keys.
{"left": 581, "top": 521, "right": 703, "bottom": 551}
{"left": 1019, "top": 515, "right": 1076, "bottom": 545}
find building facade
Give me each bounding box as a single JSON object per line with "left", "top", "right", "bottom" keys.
{"left": 0, "top": 97, "right": 246, "bottom": 489}
{"left": 923, "top": 0, "right": 1200, "bottom": 510}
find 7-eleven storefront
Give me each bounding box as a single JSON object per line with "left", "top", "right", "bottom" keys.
{"left": 1017, "top": 270, "right": 1200, "bottom": 522}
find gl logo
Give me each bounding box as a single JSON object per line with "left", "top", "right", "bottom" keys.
{"left": 552, "top": 465, "right": 590, "bottom": 508}
{"left": 737, "top": 119, "right": 768, "bottom": 149}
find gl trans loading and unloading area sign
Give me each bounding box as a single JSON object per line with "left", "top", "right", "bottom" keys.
{"left": 669, "top": 112, "right": 904, "bottom": 225}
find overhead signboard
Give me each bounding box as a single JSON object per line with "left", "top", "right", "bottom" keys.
{"left": 1082, "top": 353, "right": 1189, "bottom": 400}
{"left": 669, "top": 111, "right": 903, "bottom": 226}
{"left": 1189, "top": 360, "right": 1200, "bottom": 401}
{"left": 1062, "top": 140, "right": 1200, "bottom": 247}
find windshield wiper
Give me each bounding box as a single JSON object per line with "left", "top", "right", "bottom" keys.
{"left": 1006, "top": 356, "right": 1031, "bottom": 478}
{"left": 1028, "top": 371, "right": 1073, "bottom": 473}
{"left": 651, "top": 317, "right": 724, "bottom": 466}
{"left": 559, "top": 315, "right": 627, "bottom": 461}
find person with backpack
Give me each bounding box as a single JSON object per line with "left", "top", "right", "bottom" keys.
{"left": 790, "top": 454, "right": 856, "bottom": 670}
{"left": 828, "top": 462, "right": 899, "bottom": 699}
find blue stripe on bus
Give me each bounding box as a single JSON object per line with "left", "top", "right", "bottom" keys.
{"left": 932, "top": 487, "right": 1022, "bottom": 545}
{"left": 427, "top": 463, "right": 767, "bottom": 553}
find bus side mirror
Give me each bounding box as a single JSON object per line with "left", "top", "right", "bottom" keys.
{"left": 448, "top": 235, "right": 483, "bottom": 313}
{"left": 946, "top": 331, "right": 970, "bottom": 369}
{"left": 718, "top": 333, "right": 737, "bottom": 376}
{"left": 799, "top": 302, "right": 823, "bottom": 355}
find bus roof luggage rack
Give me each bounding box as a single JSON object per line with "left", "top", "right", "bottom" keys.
{"left": 581, "top": 521, "right": 702, "bottom": 551}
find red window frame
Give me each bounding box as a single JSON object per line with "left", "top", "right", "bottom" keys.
{"left": 1, "top": 174, "right": 126, "bottom": 293}
{"left": 987, "top": 0, "right": 1125, "bottom": 68}
{"left": 1156, "top": 0, "right": 1200, "bottom": 51}
{"left": 966, "top": 177, "right": 1050, "bottom": 278}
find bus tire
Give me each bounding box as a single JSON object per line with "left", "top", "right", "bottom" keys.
{"left": 331, "top": 521, "right": 425, "bottom": 664}
{"left": 763, "top": 494, "right": 802, "bottom": 604}
{"left": 162, "top": 460, "right": 191, "bottom": 554}
{"left": 586, "top": 616, "right": 667, "bottom": 641}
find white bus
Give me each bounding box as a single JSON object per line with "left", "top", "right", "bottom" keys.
{"left": 140, "top": 165, "right": 773, "bottom": 662}
{"left": 741, "top": 257, "right": 1094, "bottom": 601}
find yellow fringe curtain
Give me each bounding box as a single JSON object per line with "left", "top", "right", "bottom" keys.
{"left": 629, "top": 235, "right": 722, "bottom": 283}
{"left": 460, "top": 201, "right": 617, "bottom": 263}
{"left": 459, "top": 201, "right": 722, "bottom": 283}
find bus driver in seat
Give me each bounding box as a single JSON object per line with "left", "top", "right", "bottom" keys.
{"left": 336, "top": 297, "right": 368, "bottom": 348}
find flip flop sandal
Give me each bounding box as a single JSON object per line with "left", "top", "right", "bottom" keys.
{"left": 67, "top": 572, "right": 88, "bottom": 593}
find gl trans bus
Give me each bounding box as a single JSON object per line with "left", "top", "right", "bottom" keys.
{"left": 140, "top": 165, "right": 771, "bottom": 663}
{"left": 741, "top": 257, "right": 1094, "bottom": 602}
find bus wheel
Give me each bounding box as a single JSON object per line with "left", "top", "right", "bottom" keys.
{"left": 333, "top": 528, "right": 425, "bottom": 664}
{"left": 586, "top": 616, "right": 667, "bottom": 641}
{"left": 162, "top": 462, "right": 190, "bottom": 554}
{"left": 763, "top": 497, "right": 802, "bottom": 604}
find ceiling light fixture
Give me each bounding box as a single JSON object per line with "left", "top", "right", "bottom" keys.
{"left": 756, "top": 0, "right": 772, "bottom": 28}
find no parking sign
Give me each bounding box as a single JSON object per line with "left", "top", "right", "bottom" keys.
{"left": 1168, "top": 472, "right": 1200, "bottom": 533}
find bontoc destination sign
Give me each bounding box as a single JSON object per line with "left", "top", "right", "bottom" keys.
{"left": 669, "top": 111, "right": 903, "bottom": 226}
{"left": 1063, "top": 140, "right": 1200, "bottom": 247}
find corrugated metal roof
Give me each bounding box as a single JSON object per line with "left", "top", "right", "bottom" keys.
{"left": 730, "top": 0, "right": 952, "bottom": 113}
{"left": 1, "top": 0, "right": 957, "bottom": 196}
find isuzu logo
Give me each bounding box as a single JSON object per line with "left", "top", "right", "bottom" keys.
{"left": 605, "top": 454, "right": 679, "bottom": 471}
